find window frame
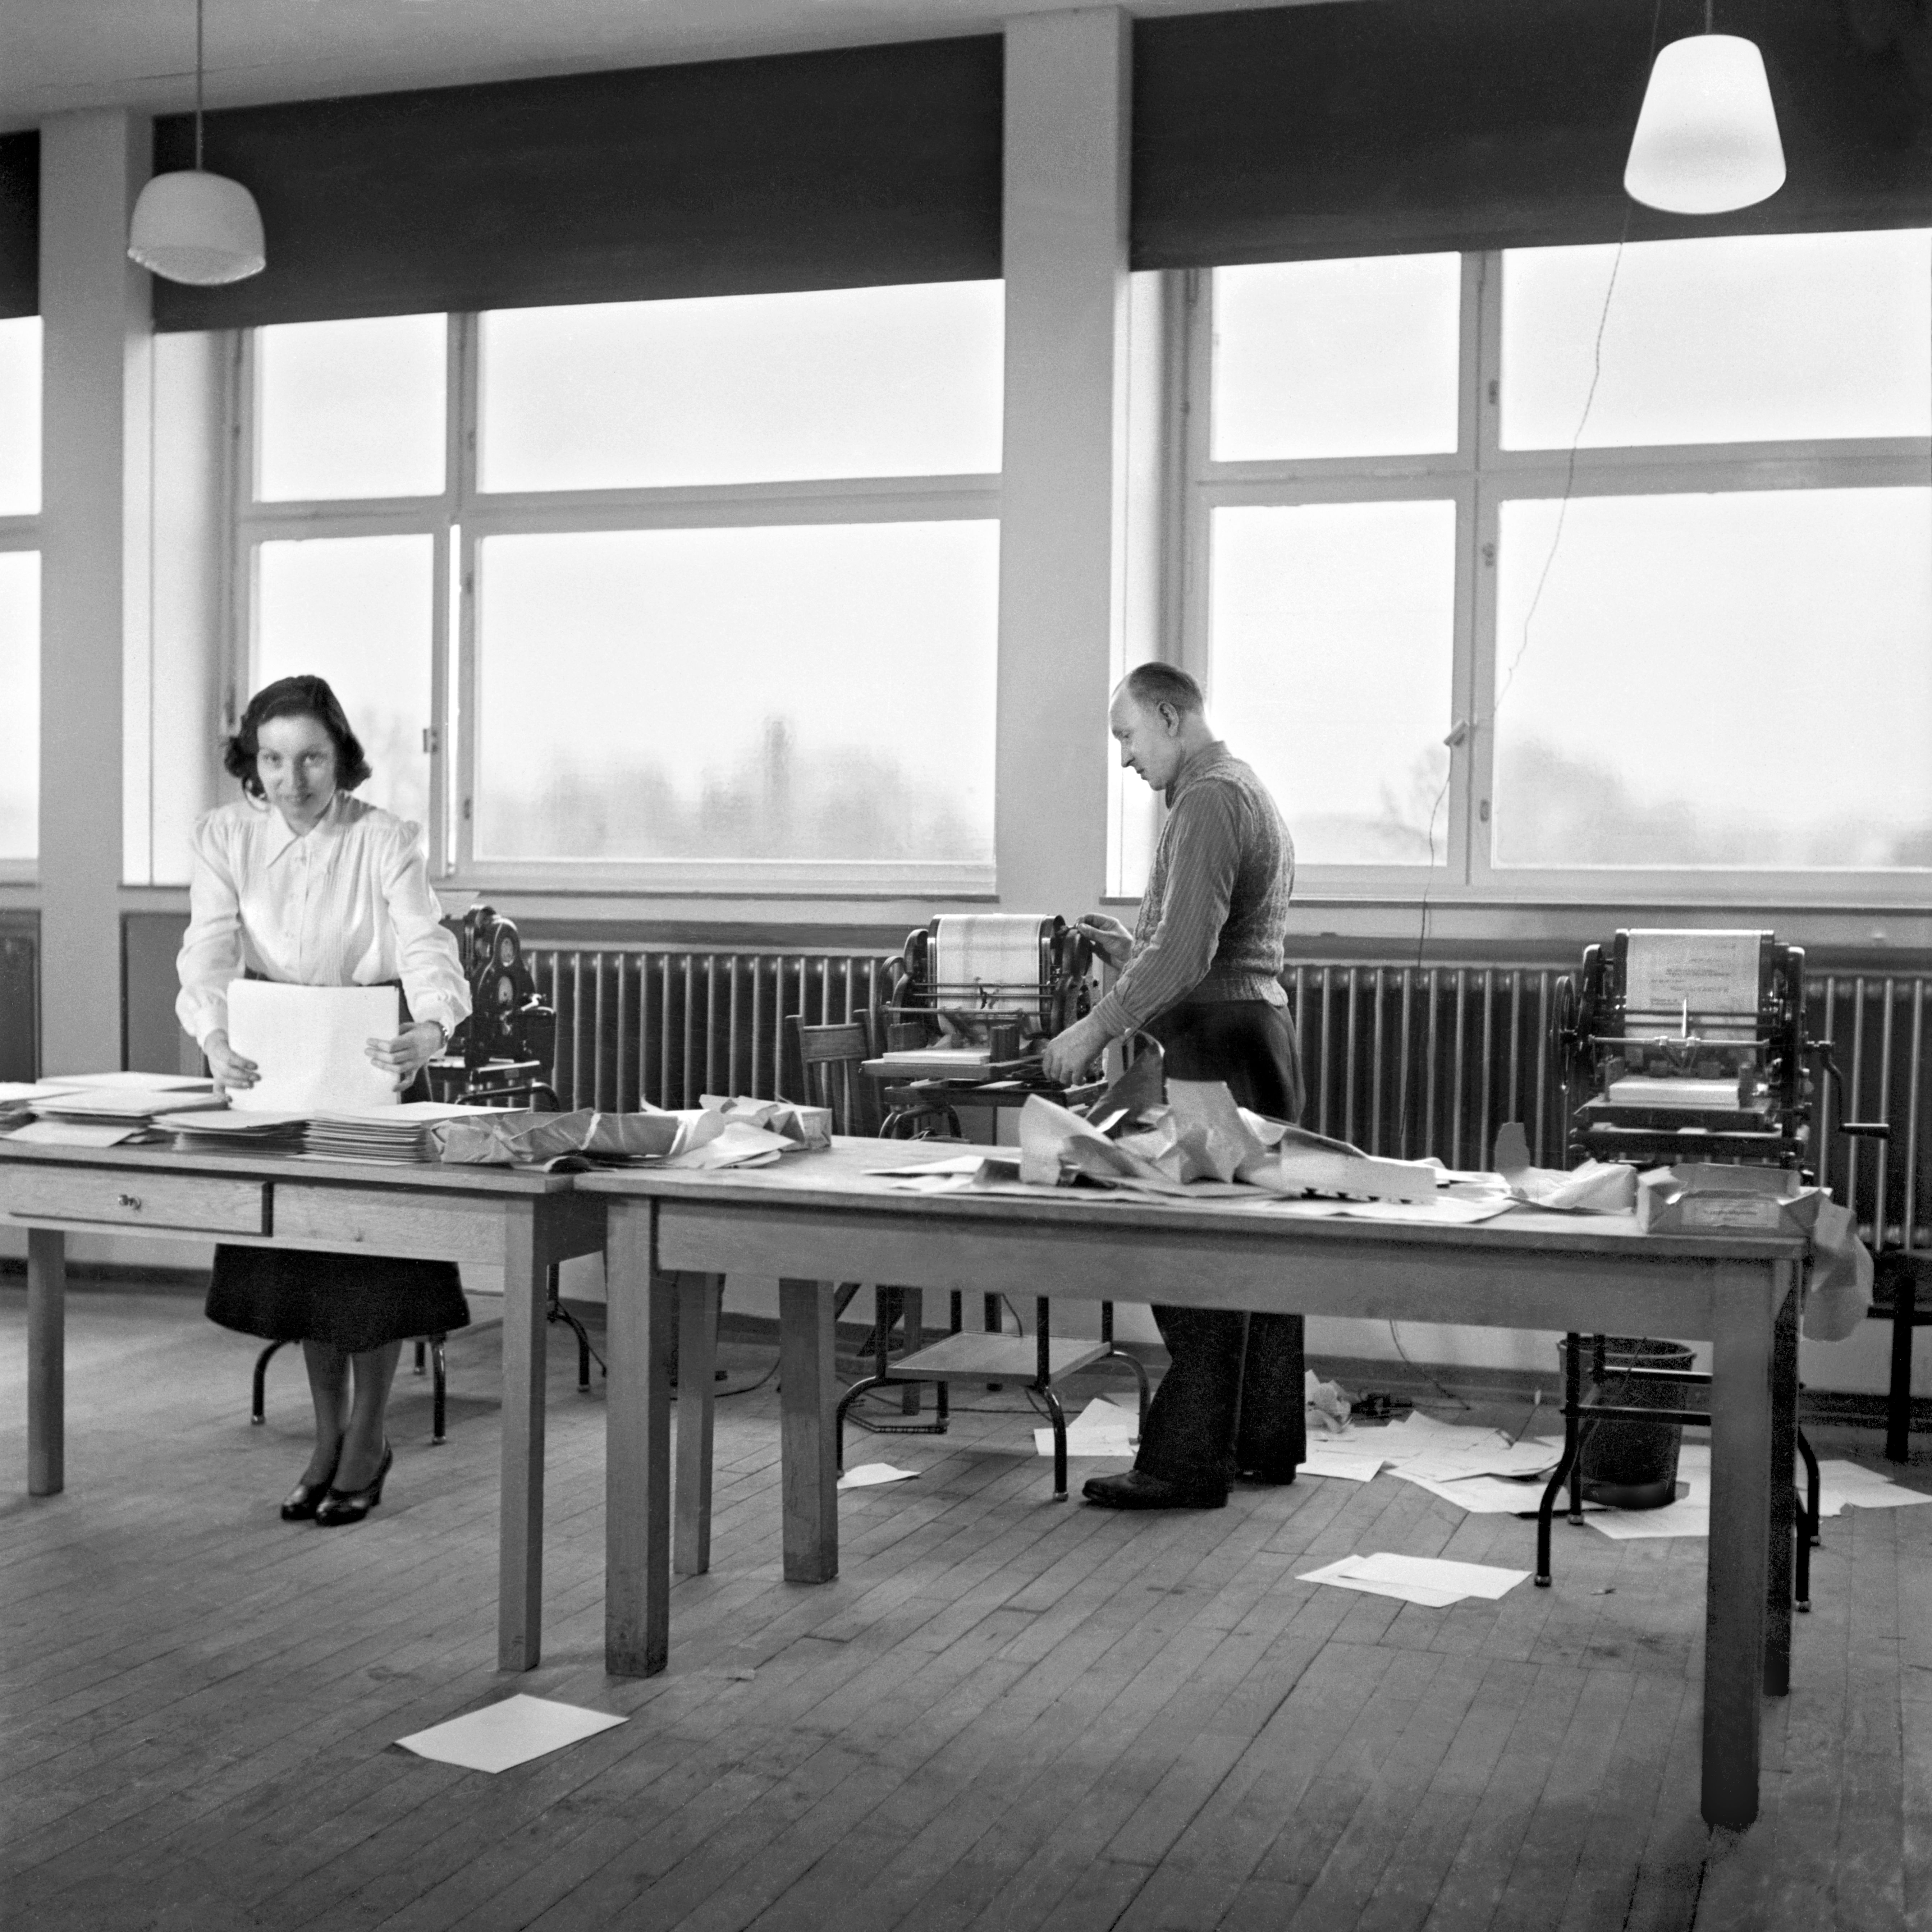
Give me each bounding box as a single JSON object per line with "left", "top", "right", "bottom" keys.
{"left": 0, "top": 312, "right": 40, "bottom": 882}
{"left": 232, "top": 304, "right": 1004, "bottom": 898}
{"left": 1176, "top": 246, "right": 1932, "bottom": 911}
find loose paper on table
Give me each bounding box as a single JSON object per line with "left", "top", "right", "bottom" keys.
{"left": 226, "top": 980, "right": 400, "bottom": 1114}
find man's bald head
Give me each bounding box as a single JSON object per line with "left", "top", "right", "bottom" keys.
{"left": 1109, "top": 664, "right": 1216, "bottom": 793}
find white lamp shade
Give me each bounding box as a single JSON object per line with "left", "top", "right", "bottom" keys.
{"left": 128, "top": 169, "right": 266, "bottom": 285}
{"left": 1624, "top": 33, "right": 1786, "bottom": 215}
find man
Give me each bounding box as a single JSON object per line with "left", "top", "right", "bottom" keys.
{"left": 1041, "top": 663, "right": 1304, "bottom": 1510}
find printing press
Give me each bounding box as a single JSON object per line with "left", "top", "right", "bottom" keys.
{"left": 1539, "top": 927, "right": 1891, "bottom": 1595}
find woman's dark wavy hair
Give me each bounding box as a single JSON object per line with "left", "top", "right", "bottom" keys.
{"left": 222, "top": 675, "right": 372, "bottom": 800}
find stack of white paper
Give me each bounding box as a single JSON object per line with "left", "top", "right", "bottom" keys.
{"left": 227, "top": 981, "right": 400, "bottom": 1115}
{"left": 395, "top": 1695, "right": 625, "bottom": 1773}
{"left": 1301, "top": 1437, "right": 1392, "bottom": 1483}
{"left": 1298, "top": 1551, "right": 1530, "bottom": 1607}
{"left": 304, "top": 1101, "right": 502, "bottom": 1164}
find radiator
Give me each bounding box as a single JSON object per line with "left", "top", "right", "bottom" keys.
{"left": 525, "top": 945, "right": 887, "bottom": 1118}
{"left": 522, "top": 943, "right": 1930, "bottom": 1253}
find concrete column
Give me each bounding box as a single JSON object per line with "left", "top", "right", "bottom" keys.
{"left": 995, "top": 8, "right": 1131, "bottom": 913}
{"left": 38, "top": 111, "right": 151, "bottom": 1072}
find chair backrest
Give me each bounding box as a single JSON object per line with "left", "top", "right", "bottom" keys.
{"left": 788, "top": 1015, "right": 877, "bottom": 1135}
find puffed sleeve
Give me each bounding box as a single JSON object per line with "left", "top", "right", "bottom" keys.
{"left": 381, "top": 818, "right": 473, "bottom": 1040}
{"left": 174, "top": 811, "right": 246, "bottom": 1047}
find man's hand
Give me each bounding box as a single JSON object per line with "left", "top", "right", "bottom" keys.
{"left": 366, "top": 1020, "right": 447, "bottom": 1090}
{"left": 1042, "top": 1014, "right": 1110, "bottom": 1087}
{"left": 1071, "top": 913, "right": 1134, "bottom": 971}
{"left": 203, "top": 1028, "right": 258, "bottom": 1095}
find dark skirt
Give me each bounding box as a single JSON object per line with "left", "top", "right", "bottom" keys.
{"left": 207, "top": 1246, "right": 470, "bottom": 1354}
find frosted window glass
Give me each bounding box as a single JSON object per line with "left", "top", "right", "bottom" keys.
{"left": 0, "top": 551, "right": 38, "bottom": 859}
{"left": 1492, "top": 490, "right": 1932, "bottom": 869}
{"left": 256, "top": 315, "right": 445, "bottom": 501}
{"left": 255, "top": 536, "right": 435, "bottom": 831}
{"left": 0, "top": 317, "right": 40, "bottom": 517}
{"left": 1211, "top": 256, "right": 1461, "bottom": 461}
{"left": 1502, "top": 232, "right": 1932, "bottom": 449}
{"left": 1208, "top": 501, "right": 1457, "bottom": 864}
{"left": 474, "top": 521, "right": 998, "bottom": 862}
{"left": 478, "top": 282, "right": 1003, "bottom": 492}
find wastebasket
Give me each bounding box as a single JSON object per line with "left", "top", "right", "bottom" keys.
{"left": 1559, "top": 1336, "right": 1695, "bottom": 1510}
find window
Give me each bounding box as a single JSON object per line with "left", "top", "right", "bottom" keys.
{"left": 236, "top": 283, "right": 1003, "bottom": 891}
{"left": 0, "top": 316, "right": 40, "bottom": 870}
{"left": 1180, "top": 233, "right": 1932, "bottom": 903}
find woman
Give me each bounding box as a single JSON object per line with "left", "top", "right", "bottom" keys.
{"left": 176, "top": 675, "right": 472, "bottom": 1527}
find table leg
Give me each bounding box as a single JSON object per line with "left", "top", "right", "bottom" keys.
{"left": 607, "top": 1205, "right": 673, "bottom": 1676}
{"left": 498, "top": 1202, "right": 546, "bottom": 1672}
{"left": 675, "top": 1272, "right": 720, "bottom": 1577}
{"left": 1702, "top": 1264, "right": 1777, "bottom": 1828}
{"left": 779, "top": 1276, "right": 838, "bottom": 1584}
{"left": 1765, "top": 1264, "right": 1799, "bottom": 1698}
{"left": 27, "top": 1227, "right": 65, "bottom": 1496}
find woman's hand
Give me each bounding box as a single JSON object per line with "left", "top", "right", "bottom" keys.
{"left": 1071, "top": 913, "right": 1134, "bottom": 971}
{"left": 366, "top": 1020, "right": 447, "bottom": 1090}
{"left": 203, "top": 1028, "right": 259, "bottom": 1095}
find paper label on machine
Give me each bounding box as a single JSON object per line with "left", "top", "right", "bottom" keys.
{"left": 225, "top": 981, "right": 401, "bottom": 1114}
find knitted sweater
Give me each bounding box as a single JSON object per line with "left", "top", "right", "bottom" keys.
{"left": 1088, "top": 741, "right": 1295, "bottom": 1038}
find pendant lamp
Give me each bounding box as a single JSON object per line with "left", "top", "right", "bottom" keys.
{"left": 128, "top": 0, "right": 265, "bottom": 285}
{"left": 1624, "top": 10, "right": 1785, "bottom": 215}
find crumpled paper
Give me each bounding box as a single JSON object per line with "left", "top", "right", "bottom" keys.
{"left": 1017, "top": 1086, "right": 1438, "bottom": 1203}
{"left": 1305, "top": 1371, "right": 1356, "bottom": 1435}
{"left": 434, "top": 1095, "right": 828, "bottom": 1170}
{"left": 1493, "top": 1122, "right": 1637, "bottom": 1213}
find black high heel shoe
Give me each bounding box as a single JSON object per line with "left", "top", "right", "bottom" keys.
{"left": 315, "top": 1442, "right": 393, "bottom": 1528}
{"left": 280, "top": 1448, "right": 342, "bottom": 1522}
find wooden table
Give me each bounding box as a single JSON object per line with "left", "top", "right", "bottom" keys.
{"left": 1, "top": 1138, "right": 605, "bottom": 1672}
{"left": 580, "top": 1138, "right": 1808, "bottom": 1830}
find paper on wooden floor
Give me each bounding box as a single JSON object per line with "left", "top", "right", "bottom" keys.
{"left": 1034, "top": 1395, "right": 1139, "bottom": 1459}
{"left": 1300, "top": 1438, "right": 1390, "bottom": 1482}
{"left": 226, "top": 980, "right": 400, "bottom": 1114}
{"left": 838, "top": 1463, "right": 920, "bottom": 1490}
{"left": 1814, "top": 1459, "right": 1932, "bottom": 1514}
{"left": 1377, "top": 1415, "right": 1561, "bottom": 1483}
{"left": 395, "top": 1695, "right": 625, "bottom": 1774}
{"left": 1299, "top": 1552, "right": 1530, "bottom": 1607}
{"left": 1587, "top": 1451, "right": 1711, "bottom": 1539}
{"left": 1400, "top": 1473, "right": 1605, "bottom": 1516}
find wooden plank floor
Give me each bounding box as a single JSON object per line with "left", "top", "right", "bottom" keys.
{"left": 4, "top": 1282, "right": 1929, "bottom": 1932}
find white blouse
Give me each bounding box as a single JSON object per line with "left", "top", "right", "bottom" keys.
{"left": 175, "top": 793, "right": 473, "bottom": 1050}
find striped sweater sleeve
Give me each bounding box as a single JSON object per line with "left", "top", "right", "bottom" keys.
{"left": 1088, "top": 780, "right": 1244, "bottom": 1037}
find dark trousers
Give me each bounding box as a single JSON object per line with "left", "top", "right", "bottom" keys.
{"left": 1133, "top": 998, "right": 1306, "bottom": 1494}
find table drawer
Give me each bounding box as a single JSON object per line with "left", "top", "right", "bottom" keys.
{"left": 6, "top": 1168, "right": 268, "bottom": 1235}
{"left": 273, "top": 1186, "right": 503, "bottom": 1266}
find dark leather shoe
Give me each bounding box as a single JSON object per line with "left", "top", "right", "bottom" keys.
{"left": 1236, "top": 1465, "right": 1299, "bottom": 1487}
{"left": 280, "top": 1450, "right": 341, "bottom": 1522}
{"left": 316, "top": 1442, "right": 393, "bottom": 1527}
{"left": 1082, "top": 1470, "right": 1226, "bottom": 1511}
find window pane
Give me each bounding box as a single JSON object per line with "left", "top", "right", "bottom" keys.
{"left": 1492, "top": 490, "right": 1932, "bottom": 869}
{"left": 478, "top": 282, "right": 1003, "bottom": 492}
{"left": 255, "top": 535, "right": 435, "bottom": 831}
{"left": 1501, "top": 231, "right": 1932, "bottom": 449}
{"left": 1211, "top": 256, "right": 1461, "bottom": 462}
{"left": 475, "top": 521, "right": 997, "bottom": 863}
{"left": 256, "top": 315, "right": 445, "bottom": 500}
{"left": 0, "top": 317, "right": 40, "bottom": 516}
{"left": 1209, "top": 501, "right": 1456, "bottom": 864}
{"left": 0, "top": 551, "right": 38, "bottom": 858}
